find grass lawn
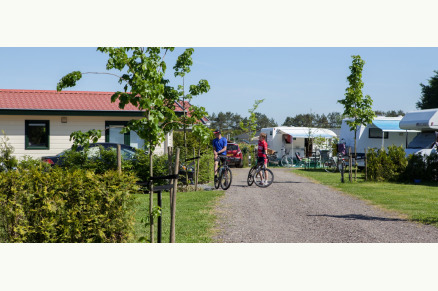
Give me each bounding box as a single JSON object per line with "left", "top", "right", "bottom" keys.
{"left": 293, "top": 168, "right": 438, "bottom": 227}
{"left": 132, "top": 189, "right": 224, "bottom": 243}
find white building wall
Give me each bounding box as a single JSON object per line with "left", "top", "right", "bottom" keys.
{"left": 0, "top": 115, "right": 172, "bottom": 159}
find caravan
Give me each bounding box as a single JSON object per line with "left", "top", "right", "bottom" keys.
{"left": 260, "top": 126, "right": 337, "bottom": 161}
{"left": 399, "top": 109, "right": 438, "bottom": 156}
{"left": 339, "top": 116, "right": 419, "bottom": 156}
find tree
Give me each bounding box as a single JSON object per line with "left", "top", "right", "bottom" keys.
{"left": 337, "top": 55, "right": 375, "bottom": 178}
{"left": 254, "top": 112, "right": 277, "bottom": 131}
{"left": 57, "top": 47, "right": 210, "bottom": 242}
{"left": 327, "top": 112, "right": 343, "bottom": 128}
{"left": 416, "top": 71, "right": 438, "bottom": 109}
{"left": 240, "top": 99, "right": 264, "bottom": 141}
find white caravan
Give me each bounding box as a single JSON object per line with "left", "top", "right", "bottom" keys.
{"left": 399, "top": 109, "right": 438, "bottom": 156}
{"left": 260, "top": 126, "right": 337, "bottom": 159}
{"left": 339, "top": 116, "right": 419, "bottom": 156}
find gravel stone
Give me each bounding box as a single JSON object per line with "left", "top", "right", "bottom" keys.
{"left": 214, "top": 168, "right": 438, "bottom": 243}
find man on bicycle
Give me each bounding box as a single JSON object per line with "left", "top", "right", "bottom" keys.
{"left": 257, "top": 132, "right": 269, "bottom": 185}
{"left": 213, "top": 129, "right": 227, "bottom": 181}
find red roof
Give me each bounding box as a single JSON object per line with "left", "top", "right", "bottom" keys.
{"left": 0, "top": 89, "right": 210, "bottom": 123}
{"left": 0, "top": 89, "right": 142, "bottom": 111}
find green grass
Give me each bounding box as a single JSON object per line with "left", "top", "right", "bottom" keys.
{"left": 132, "top": 190, "right": 224, "bottom": 243}
{"left": 293, "top": 169, "right": 438, "bottom": 227}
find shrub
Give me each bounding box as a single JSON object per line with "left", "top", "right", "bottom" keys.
{"left": 0, "top": 131, "right": 18, "bottom": 172}
{"left": 366, "top": 145, "right": 407, "bottom": 182}
{"left": 426, "top": 152, "right": 438, "bottom": 181}
{"left": 57, "top": 146, "right": 134, "bottom": 174}
{"left": 403, "top": 153, "right": 427, "bottom": 182}
{"left": 0, "top": 166, "right": 138, "bottom": 243}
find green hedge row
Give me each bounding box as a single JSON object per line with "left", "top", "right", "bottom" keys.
{"left": 0, "top": 166, "right": 139, "bottom": 243}
{"left": 366, "top": 145, "right": 438, "bottom": 183}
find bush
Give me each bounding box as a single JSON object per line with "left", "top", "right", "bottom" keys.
{"left": 426, "top": 152, "right": 438, "bottom": 181}
{"left": 59, "top": 146, "right": 134, "bottom": 174}
{"left": 0, "top": 166, "right": 139, "bottom": 243}
{"left": 366, "top": 145, "right": 407, "bottom": 182}
{"left": 0, "top": 131, "right": 18, "bottom": 172}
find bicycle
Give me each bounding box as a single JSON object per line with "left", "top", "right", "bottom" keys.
{"left": 247, "top": 159, "right": 274, "bottom": 188}
{"left": 214, "top": 156, "right": 233, "bottom": 190}
{"left": 279, "top": 148, "right": 294, "bottom": 167}
{"left": 323, "top": 153, "right": 347, "bottom": 173}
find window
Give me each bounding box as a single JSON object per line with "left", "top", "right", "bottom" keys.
{"left": 105, "top": 121, "right": 145, "bottom": 149}
{"left": 25, "top": 120, "right": 50, "bottom": 149}
{"left": 369, "top": 128, "right": 388, "bottom": 139}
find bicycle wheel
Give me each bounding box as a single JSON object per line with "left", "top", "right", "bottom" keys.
{"left": 280, "top": 155, "right": 292, "bottom": 167}
{"left": 254, "top": 167, "right": 274, "bottom": 188}
{"left": 214, "top": 170, "right": 221, "bottom": 189}
{"left": 220, "top": 167, "right": 233, "bottom": 190}
{"left": 324, "top": 159, "right": 338, "bottom": 173}
{"left": 247, "top": 166, "right": 257, "bottom": 186}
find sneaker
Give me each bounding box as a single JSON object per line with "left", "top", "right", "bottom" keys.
{"left": 264, "top": 181, "right": 268, "bottom": 186}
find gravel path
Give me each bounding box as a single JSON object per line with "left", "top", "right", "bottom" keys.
{"left": 214, "top": 168, "right": 438, "bottom": 243}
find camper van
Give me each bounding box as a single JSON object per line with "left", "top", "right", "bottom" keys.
{"left": 339, "top": 116, "right": 419, "bottom": 156}
{"left": 399, "top": 109, "right": 438, "bottom": 157}
{"left": 260, "top": 126, "right": 337, "bottom": 160}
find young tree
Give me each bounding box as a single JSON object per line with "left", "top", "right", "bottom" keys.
{"left": 337, "top": 55, "right": 375, "bottom": 175}
{"left": 57, "top": 47, "right": 210, "bottom": 242}
{"left": 416, "top": 71, "right": 438, "bottom": 109}
{"left": 240, "top": 99, "right": 265, "bottom": 141}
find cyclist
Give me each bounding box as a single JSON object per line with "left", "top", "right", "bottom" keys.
{"left": 257, "top": 132, "right": 269, "bottom": 185}
{"left": 212, "top": 129, "right": 227, "bottom": 182}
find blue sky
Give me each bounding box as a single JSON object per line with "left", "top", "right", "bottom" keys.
{"left": 1, "top": 47, "right": 437, "bottom": 125}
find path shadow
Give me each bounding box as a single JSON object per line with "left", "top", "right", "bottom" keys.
{"left": 307, "top": 214, "right": 405, "bottom": 222}
{"left": 273, "top": 181, "right": 308, "bottom": 184}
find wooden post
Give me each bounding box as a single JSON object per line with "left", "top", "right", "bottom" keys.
{"left": 168, "top": 146, "right": 173, "bottom": 210}
{"left": 348, "top": 147, "right": 352, "bottom": 182}
{"left": 195, "top": 148, "right": 200, "bottom": 191}
{"left": 364, "top": 148, "right": 367, "bottom": 181}
{"left": 170, "top": 147, "right": 180, "bottom": 243}
{"left": 117, "top": 144, "right": 122, "bottom": 174}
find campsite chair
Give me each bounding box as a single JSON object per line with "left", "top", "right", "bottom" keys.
{"left": 295, "top": 152, "right": 310, "bottom": 168}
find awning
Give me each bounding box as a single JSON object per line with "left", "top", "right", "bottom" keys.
{"left": 372, "top": 120, "right": 419, "bottom": 132}
{"left": 277, "top": 127, "right": 337, "bottom": 138}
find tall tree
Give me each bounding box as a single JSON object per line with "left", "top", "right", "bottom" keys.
{"left": 57, "top": 47, "right": 210, "bottom": 242}
{"left": 337, "top": 55, "right": 375, "bottom": 173}
{"left": 254, "top": 112, "right": 277, "bottom": 130}
{"left": 327, "top": 112, "right": 343, "bottom": 128}
{"left": 416, "top": 71, "right": 438, "bottom": 109}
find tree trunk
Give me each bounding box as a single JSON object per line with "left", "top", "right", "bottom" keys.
{"left": 195, "top": 148, "right": 200, "bottom": 191}
{"left": 170, "top": 147, "right": 180, "bottom": 243}
{"left": 149, "top": 140, "right": 154, "bottom": 243}
{"left": 168, "top": 146, "right": 173, "bottom": 209}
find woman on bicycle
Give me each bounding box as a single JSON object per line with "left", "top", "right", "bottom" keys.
{"left": 257, "top": 132, "right": 269, "bottom": 186}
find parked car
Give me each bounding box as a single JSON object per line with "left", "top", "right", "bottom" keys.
{"left": 42, "top": 143, "right": 138, "bottom": 166}
{"left": 226, "top": 142, "right": 243, "bottom": 168}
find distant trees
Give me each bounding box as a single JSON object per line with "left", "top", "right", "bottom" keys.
{"left": 416, "top": 70, "right": 438, "bottom": 109}
{"left": 374, "top": 109, "right": 405, "bottom": 117}
{"left": 282, "top": 112, "right": 342, "bottom": 128}
{"left": 209, "top": 110, "right": 277, "bottom": 133}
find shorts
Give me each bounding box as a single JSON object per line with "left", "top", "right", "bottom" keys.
{"left": 215, "top": 155, "right": 227, "bottom": 162}
{"left": 257, "top": 156, "right": 268, "bottom": 165}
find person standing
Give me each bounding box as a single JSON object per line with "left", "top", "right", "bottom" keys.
{"left": 212, "top": 129, "right": 227, "bottom": 181}
{"left": 257, "top": 132, "right": 269, "bottom": 185}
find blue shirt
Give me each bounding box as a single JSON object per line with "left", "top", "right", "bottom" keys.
{"left": 213, "top": 137, "right": 227, "bottom": 155}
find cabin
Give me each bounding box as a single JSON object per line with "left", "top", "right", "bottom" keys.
{"left": 0, "top": 89, "right": 204, "bottom": 159}
{"left": 339, "top": 116, "right": 420, "bottom": 155}
{"left": 260, "top": 126, "right": 337, "bottom": 159}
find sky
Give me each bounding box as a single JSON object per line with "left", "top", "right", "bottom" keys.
{"left": 1, "top": 47, "right": 437, "bottom": 126}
